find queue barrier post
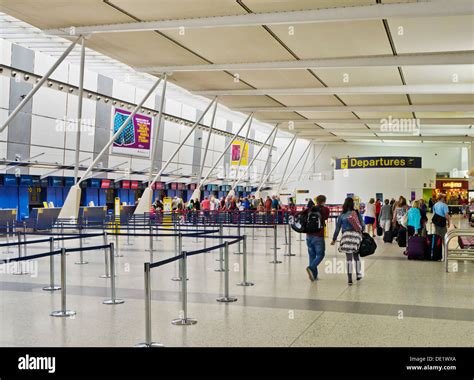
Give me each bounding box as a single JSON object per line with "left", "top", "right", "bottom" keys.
{"left": 270, "top": 225, "right": 282, "bottom": 264}
{"left": 5, "top": 221, "right": 12, "bottom": 254}
{"left": 22, "top": 223, "right": 28, "bottom": 258}
{"left": 172, "top": 233, "right": 186, "bottom": 281}
{"left": 75, "top": 224, "right": 88, "bottom": 265}
{"left": 103, "top": 243, "right": 124, "bottom": 305}
{"left": 215, "top": 224, "right": 224, "bottom": 272}
{"left": 216, "top": 241, "right": 238, "bottom": 303}
{"left": 100, "top": 232, "right": 111, "bottom": 278}
{"left": 284, "top": 222, "right": 295, "bottom": 257}
{"left": 234, "top": 223, "right": 243, "bottom": 255}
{"left": 125, "top": 220, "right": 132, "bottom": 246}
{"left": 13, "top": 232, "right": 28, "bottom": 275}
{"left": 43, "top": 237, "right": 61, "bottom": 291}
{"left": 135, "top": 263, "right": 163, "bottom": 347}
{"left": 50, "top": 248, "right": 76, "bottom": 318}
{"left": 283, "top": 221, "right": 288, "bottom": 245}
{"left": 237, "top": 235, "right": 254, "bottom": 287}
{"left": 114, "top": 228, "right": 123, "bottom": 257}
{"left": 172, "top": 251, "right": 197, "bottom": 325}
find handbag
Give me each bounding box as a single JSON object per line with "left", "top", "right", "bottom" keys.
{"left": 359, "top": 232, "right": 377, "bottom": 257}
{"left": 432, "top": 213, "right": 447, "bottom": 227}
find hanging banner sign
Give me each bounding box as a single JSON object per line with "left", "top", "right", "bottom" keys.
{"left": 112, "top": 108, "right": 153, "bottom": 157}
{"left": 231, "top": 141, "right": 249, "bottom": 166}
{"left": 335, "top": 156, "right": 421, "bottom": 170}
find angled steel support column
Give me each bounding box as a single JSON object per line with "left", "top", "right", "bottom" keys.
{"left": 74, "top": 36, "right": 86, "bottom": 184}
{"left": 230, "top": 123, "right": 279, "bottom": 193}
{"left": 148, "top": 75, "right": 168, "bottom": 183}
{"left": 276, "top": 137, "right": 297, "bottom": 194}
{"left": 231, "top": 115, "right": 253, "bottom": 188}
{"left": 196, "top": 113, "right": 253, "bottom": 197}
{"left": 134, "top": 97, "right": 217, "bottom": 214}
{"left": 197, "top": 100, "right": 218, "bottom": 183}
{"left": 257, "top": 135, "right": 297, "bottom": 193}
{"left": 0, "top": 35, "right": 82, "bottom": 134}
{"left": 297, "top": 142, "right": 313, "bottom": 182}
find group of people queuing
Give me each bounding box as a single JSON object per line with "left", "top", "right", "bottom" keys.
{"left": 151, "top": 194, "right": 285, "bottom": 213}
{"left": 304, "top": 193, "right": 454, "bottom": 286}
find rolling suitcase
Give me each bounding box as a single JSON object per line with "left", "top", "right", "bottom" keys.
{"left": 424, "top": 234, "right": 443, "bottom": 261}
{"left": 383, "top": 230, "right": 393, "bottom": 243}
{"left": 407, "top": 235, "right": 427, "bottom": 260}
{"left": 376, "top": 225, "right": 383, "bottom": 236}
{"left": 397, "top": 227, "right": 407, "bottom": 248}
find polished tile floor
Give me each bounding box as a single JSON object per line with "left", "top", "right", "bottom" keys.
{"left": 0, "top": 215, "right": 472, "bottom": 347}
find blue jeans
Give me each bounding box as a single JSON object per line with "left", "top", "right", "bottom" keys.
{"left": 306, "top": 235, "right": 325, "bottom": 279}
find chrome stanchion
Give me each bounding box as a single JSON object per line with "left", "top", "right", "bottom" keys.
{"left": 284, "top": 223, "right": 295, "bottom": 257}
{"left": 43, "top": 237, "right": 61, "bottom": 291}
{"left": 75, "top": 225, "right": 88, "bottom": 265}
{"left": 237, "top": 235, "right": 254, "bottom": 286}
{"left": 215, "top": 224, "right": 224, "bottom": 272}
{"left": 146, "top": 223, "right": 154, "bottom": 253}
{"left": 61, "top": 222, "right": 65, "bottom": 250}
{"left": 13, "top": 232, "right": 28, "bottom": 275}
{"left": 172, "top": 251, "right": 197, "bottom": 325}
{"left": 50, "top": 248, "right": 76, "bottom": 317}
{"left": 216, "top": 241, "right": 237, "bottom": 303}
{"left": 5, "top": 221, "right": 12, "bottom": 254}
{"left": 114, "top": 230, "right": 123, "bottom": 257}
{"left": 103, "top": 243, "right": 124, "bottom": 305}
{"left": 100, "top": 232, "right": 111, "bottom": 278}
{"left": 125, "top": 221, "right": 132, "bottom": 246}
{"left": 135, "top": 263, "right": 163, "bottom": 347}
{"left": 22, "top": 223, "right": 27, "bottom": 258}
{"left": 234, "top": 223, "right": 243, "bottom": 255}
{"left": 270, "top": 225, "right": 282, "bottom": 264}
{"left": 172, "top": 233, "right": 185, "bottom": 281}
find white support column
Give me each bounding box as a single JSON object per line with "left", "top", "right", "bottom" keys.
{"left": 148, "top": 75, "right": 168, "bottom": 182}
{"left": 134, "top": 97, "right": 217, "bottom": 215}
{"left": 280, "top": 140, "right": 313, "bottom": 191}
{"left": 60, "top": 74, "right": 164, "bottom": 219}
{"left": 74, "top": 36, "right": 86, "bottom": 184}
{"left": 0, "top": 35, "right": 82, "bottom": 134}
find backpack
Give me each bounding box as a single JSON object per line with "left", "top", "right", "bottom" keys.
{"left": 290, "top": 206, "right": 324, "bottom": 233}
{"left": 306, "top": 206, "right": 324, "bottom": 233}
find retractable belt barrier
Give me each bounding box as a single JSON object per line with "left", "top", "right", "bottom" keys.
{"left": 136, "top": 236, "right": 244, "bottom": 347}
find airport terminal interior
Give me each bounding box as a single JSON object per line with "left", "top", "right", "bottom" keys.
{"left": 0, "top": 0, "right": 473, "bottom": 351}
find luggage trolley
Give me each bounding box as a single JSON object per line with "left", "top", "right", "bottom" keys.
{"left": 444, "top": 229, "right": 474, "bottom": 272}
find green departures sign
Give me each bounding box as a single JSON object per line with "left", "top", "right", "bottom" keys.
{"left": 335, "top": 156, "right": 422, "bottom": 170}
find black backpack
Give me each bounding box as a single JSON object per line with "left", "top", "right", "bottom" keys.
{"left": 306, "top": 206, "right": 324, "bottom": 233}
{"left": 359, "top": 232, "right": 377, "bottom": 257}
{"left": 290, "top": 206, "right": 324, "bottom": 233}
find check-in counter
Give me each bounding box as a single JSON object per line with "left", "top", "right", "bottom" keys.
{"left": 79, "top": 206, "right": 108, "bottom": 225}
{"left": 35, "top": 207, "right": 61, "bottom": 230}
